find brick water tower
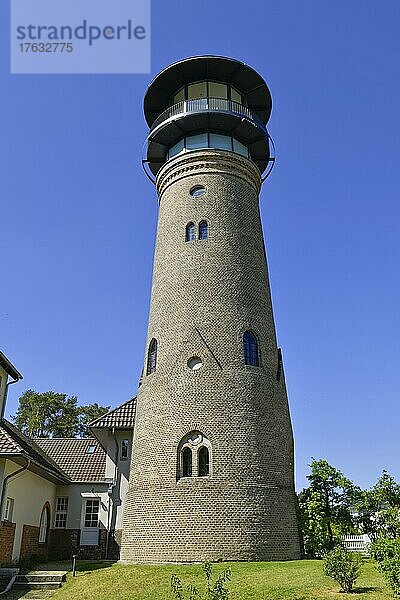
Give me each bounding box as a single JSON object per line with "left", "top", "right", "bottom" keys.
{"left": 120, "top": 56, "right": 301, "bottom": 562}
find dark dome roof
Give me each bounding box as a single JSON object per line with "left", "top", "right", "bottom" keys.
{"left": 144, "top": 56, "right": 272, "bottom": 127}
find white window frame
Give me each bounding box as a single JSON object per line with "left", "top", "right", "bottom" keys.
{"left": 4, "top": 497, "right": 14, "bottom": 522}
{"left": 54, "top": 496, "right": 68, "bottom": 528}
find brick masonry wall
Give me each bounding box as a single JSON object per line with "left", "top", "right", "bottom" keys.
{"left": 20, "top": 525, "right": 48, "bottom": 561}
{"left": 120, "top": 150, "right": 301, "bottom": 563}
{"left": 0, "top": 522, "right": 16, "bottom": 564}
{"left": 49, "top": 528, "right": 111, "bottom": 560}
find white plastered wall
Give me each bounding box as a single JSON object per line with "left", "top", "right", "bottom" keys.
{"left": 4, "top": 460, "right": 57, "bottom": 561}
{"left": 104, "top": 430, "right": 133, "bottom": 531}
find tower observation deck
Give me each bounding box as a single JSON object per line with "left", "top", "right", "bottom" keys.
{"left": 143, "top": 55, "right": 274, "bottom": 179}
{"left": 121, "top": 56, "right": 301, "bottom": 563}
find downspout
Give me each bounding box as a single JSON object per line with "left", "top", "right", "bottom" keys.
{"left": 0, "top": 457, "right": 31, "bottom": 520}
{"left": 105, "top": 427, "right": 119, "bottom": 559}
{"left": 1, "top": 378, "right": 20, "bottom": 420}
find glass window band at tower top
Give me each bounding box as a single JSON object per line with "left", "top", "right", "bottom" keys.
{"left": 143, "top": 56, "right": 274, "bottom": 179}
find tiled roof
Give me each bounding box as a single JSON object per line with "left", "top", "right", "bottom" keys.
{"left": 35, "top": 437, "right": 106, "bottom": 483}
{"left": 0, "top": 420, "right": 69, "bottom": 482}
{"left": 89, "top": 397, "right": 136, "bottom": 429}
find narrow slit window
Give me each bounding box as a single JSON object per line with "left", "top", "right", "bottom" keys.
{"left": 147, "top": 338, "right": 157, "bottom": 375}
{"left": 243, "top": 330, "right": 259, "bottom": 366}
{"left": 182, "top": 447, "right": 192, "bottom": 477}
{"left": 198, "top": 447, "right": 209, "bottom": 477}
{"left": 199, "top": 221, "right": 208, "bottom": 240}
{"left": 186, "top": 222, "right": 195, "bottom": 242}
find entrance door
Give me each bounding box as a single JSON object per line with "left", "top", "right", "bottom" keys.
{"left": 80, "top": 498, "right": 100, "bottom": 546}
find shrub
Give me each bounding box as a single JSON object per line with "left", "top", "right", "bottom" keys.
{"left": 370, "top": 537, "right": 400, "bottom": 596}
{"left": 171, "top": 561, "right": 231, "bottom": 600}
{"left": 323, "top": 546, "right": 362, "bottom": 592}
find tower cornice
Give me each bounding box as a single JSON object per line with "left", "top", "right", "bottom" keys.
{"left": 156, "top": 149, "right": 262, "bottom": 199}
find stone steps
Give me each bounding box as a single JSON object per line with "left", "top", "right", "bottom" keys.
{"left": 13, "top": 571, "right": 67, "bottom": 593}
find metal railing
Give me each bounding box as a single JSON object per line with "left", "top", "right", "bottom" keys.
{"left": 150, "top": 97, "right": 266, "bottom": 133}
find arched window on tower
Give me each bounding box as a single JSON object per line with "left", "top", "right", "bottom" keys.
{"left": 243, "top": 330, "right": 259, "bottom": 366}
{"left": 199, "top": 221, "right": 208, "bottom": 240}
{"left": 199, "top": 220, "right": 208, "bottom": 240}
{"left": 146, "top": 338, "right": 157, "bottom": 375}
{"left": 198, "top": 446, "right": 209, "bottom": 476}
{"left": 177, "top": 432, "right": 212, "bottom": 480}
{"left": 182, "top": 447, "right": 192, "bottom": 477}
{"left": 185, "top": 222, "right": 195, "bottom": 242}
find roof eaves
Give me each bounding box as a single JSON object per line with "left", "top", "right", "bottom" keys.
{"left": 0, "top": 351, "right": 23, "bottom": 380}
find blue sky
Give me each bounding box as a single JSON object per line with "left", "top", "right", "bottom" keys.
{"left": 1, "top": 0, "right": 399, "bottom": 491}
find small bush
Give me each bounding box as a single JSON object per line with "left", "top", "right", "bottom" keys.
{"left": 171, "top": 561, "right": 231, "bottom": 600}
{"left": 323, "top": 546, "right": 362, "bottom": 592}
{"left": 370, "top": 537, "right": 400, "bottom": 596}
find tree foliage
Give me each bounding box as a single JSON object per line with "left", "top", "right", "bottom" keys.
{"left": 323, "top": 547, "right": 362, "bottom": 593}
{"left": 12, "top": 389, "right": 109, "bottom": 438}
{"left": 298, "top": 459, "right": 357, "bottom": 557}
{"left": 370, "top": 537, "right": 400, "bottom": 596}
{"left": 355, "top": 471, "right": 400, "bottom": 541}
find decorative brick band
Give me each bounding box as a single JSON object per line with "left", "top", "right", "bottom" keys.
{"left": 156, "top": 150, "right": 262, "bottom": 198}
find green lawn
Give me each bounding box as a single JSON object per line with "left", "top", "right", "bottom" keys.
{"left": 50, "top": 559, "right": 392, "bottom": 600}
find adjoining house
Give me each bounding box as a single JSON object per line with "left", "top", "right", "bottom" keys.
{"left": 0, "top": 349, "right": 135, "bottom": 564}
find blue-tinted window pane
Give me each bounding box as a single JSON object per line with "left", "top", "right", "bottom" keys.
{"left": 186, "top": 222, "right": 195, "bottom": 241}
{"left": 209, "top": 133, "right": 232, "bottom": 151}
{"left": 186, "top": 133, "right": 208, "bottom": 151}
{"left": 243, "top": 330, "right": 259, "bottom": 366}
{"left": 199, "top": 221, "right": 208, "bottom": 240}
{"left": 169, "top": 138, "right": 185, "bottom": 158}
{"left": 233, "top": 138, "right": 249, "bottom": 157}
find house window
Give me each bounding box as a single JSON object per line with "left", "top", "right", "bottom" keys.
{"left": 182, "top": 447, "right": 192, "bottom": 477}
{"left": 177, "top": 432, "right": 212, "bottom": 480}
{"left": 4, "top": 497, "right": 14, "bottom": 522}
{"left": 84, "top": 499, "right": 100, "bottom": 528}
{"left": 198, "top": 447, "right": 209, "bottom": 477}
{"left": 86, "top": 445, "right": 96, "bottom": 454}
{"left": 146, "top": 338, "right": 157, "bottom": 375}
{"left": 54, "top": 497, "right": 68, "bottom": 528}
{"left": 39, "top": 505, "right": 50, "bottom": 544}
{"left": 185, "top": 222, "right": 195, "bottom": 242}
{"left": 121, "top": 439, "right": 129, "bottom": 460}
{"left": 243, "top": 330, "right": 259, "bottom": 366}
{"left": 199, "top": 221, "right": 208, "bottom": 240}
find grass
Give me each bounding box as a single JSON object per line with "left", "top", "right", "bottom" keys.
{"left": 47, "top": 559, "right": 393, "bottom": 600}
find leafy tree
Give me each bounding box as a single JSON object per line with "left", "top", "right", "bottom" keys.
{"left": 355, "top": 471, "right": 400, "bottom": 541}
{"left": 298, "top": 459, "right": 357, "bottom": 556}
{"left": 12, "top": 389, "right": 109, "bottom": 438}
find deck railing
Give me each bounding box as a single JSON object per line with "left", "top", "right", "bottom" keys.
{"left": 150, "top": 98, "right": 266, "bottom": 133}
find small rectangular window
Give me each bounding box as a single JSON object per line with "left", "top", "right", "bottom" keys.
{"left": 121, "top": 439, "right": 129, "bottom": 460}
{"left": 187, "top": 81, "right": 207, "bottom": 100}
{"left": 186, "top": 133, "right": 208, "bottom": 151}
{"left": 230, "top": 87, "right": 242, "bottom": 105}
{"left": 233, "top": 139, "right": 249, "bottom": 157}
{"left": 84, "top": 499, "right": 100, "bottom": 528}
{"left": 173, "top": 87, "right": 185, "bottom": 104}
{"left": 4, "top": 498, "right": 14, "bottom": 522}
{"left": 209, "top": 133, "right": 232, "bottom": 151}
{"left": 55, "top": 496, "right": 68, "bottom": 528}
{"left": 209, "top": 82, "right": 227, "bottom": 100}
{"left": 169, "top": 138, "right": 184, "bottom": 158}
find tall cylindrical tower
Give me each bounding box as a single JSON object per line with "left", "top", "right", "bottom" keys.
{"left": 121, "top": 56, "right": 301, "bottom": 563}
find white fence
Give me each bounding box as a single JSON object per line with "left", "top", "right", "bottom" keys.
{"left": 342, "top": 534, "right": 371, "bottom": 555}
